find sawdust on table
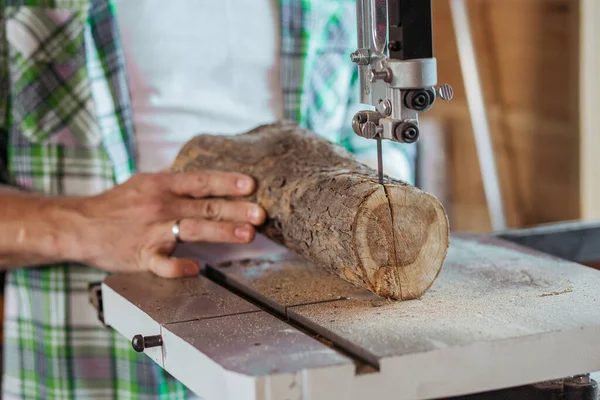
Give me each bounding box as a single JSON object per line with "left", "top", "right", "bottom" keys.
{"left": 538, "top": 286, "right": 574, "bottom": 297}
{"left": 217, "top": 255, "right": 374, "bottom": 306}
{"left": 282, "top": 238, "right": 584, "bottom": 359}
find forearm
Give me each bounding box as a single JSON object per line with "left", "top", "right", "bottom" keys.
{"left": 0, "top": 193, "right": 84, "bottom": 270}
{"left": 0, "top": 170, "right": 266, "bottom": 278}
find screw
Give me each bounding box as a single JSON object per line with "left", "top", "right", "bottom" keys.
{"left": 403, "top": 127, "right": 419, "bottom": 142}
{"left": 405, "top": 89, "right": 433, "bottom": 112}
{"left": 414, "top": 93, "right": 427, "bottom": 107}
{"left": 377, "top": 99, "right": 392, "bottom": 116}
{"left": 388, "top": 41, "right": 401, "bottom": 52}
{"left": 350, "top": 50, "right": 371, "bottom": 66}
{"left": 132, "top": 334, "right": 163, "bottom": 353}
{"left": 370, "top": 68, "right": 392, "bottom": 83}
{"left": 395, "top": 123, "right": 419, "bottom": 143}
{"left": 437, "top": 84, "right": 454, "bottom": 101}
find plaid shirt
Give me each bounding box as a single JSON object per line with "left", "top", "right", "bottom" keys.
{"left": 0, "top": 0, "right": 414, "bottom": 398}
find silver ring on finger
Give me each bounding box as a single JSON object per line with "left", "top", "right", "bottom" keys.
{"left": 172, "top": 219, "right": 183, "bottom": 243}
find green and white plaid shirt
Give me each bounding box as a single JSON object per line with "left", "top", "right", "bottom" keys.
{"left": 0, "top": 0, "right": 414, "bottom": 398}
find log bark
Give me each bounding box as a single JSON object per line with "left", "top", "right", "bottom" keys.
{"left": 171, "top": 122, "right": 449, "bottom": 300}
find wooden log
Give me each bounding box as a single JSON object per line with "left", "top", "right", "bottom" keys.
{"left": 171, "top": 122, "right": 449, "bottom": 300}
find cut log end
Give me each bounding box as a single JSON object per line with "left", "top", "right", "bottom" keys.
{"left": 353, "top": 185, "right": 449, "bottom": 300}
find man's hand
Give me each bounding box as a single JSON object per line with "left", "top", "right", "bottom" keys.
{"left": 62, "top": 171, "right": 266, "bottom": 277}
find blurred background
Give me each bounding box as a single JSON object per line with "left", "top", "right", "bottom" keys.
{"left": 417, "top": 0, "right": 598, "bottom": 233}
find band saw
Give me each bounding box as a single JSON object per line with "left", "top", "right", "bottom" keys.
{"left": 90, "top": 222, "right": 600, "bottom": 400}
{"left": 90, "top": 1, "right": 600, "bottom": 398}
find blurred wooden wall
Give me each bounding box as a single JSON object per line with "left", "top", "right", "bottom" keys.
{"left": 423, "top": 0, "right": 581, "bottom": 232}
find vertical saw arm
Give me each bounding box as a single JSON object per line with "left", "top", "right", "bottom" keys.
{"left": 351, "top": 0, "right": 453, "bottom": 180}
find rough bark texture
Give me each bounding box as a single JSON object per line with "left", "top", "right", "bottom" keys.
{"left": 171, "top": 122, "right": 449, "bottom": 300}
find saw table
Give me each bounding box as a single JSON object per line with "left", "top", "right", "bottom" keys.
{"left": 94, "top": 222, "right": 600, "bottom": 400}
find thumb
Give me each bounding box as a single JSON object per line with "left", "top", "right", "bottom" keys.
{"left": 148, "top": 255, "right": 200, "bottom": 278}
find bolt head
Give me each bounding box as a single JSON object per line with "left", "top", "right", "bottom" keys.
{"left": 132, "top": 335, "right": 145, "bottom": 353}
{"left": 377, "top": 100, "right": 392, "bottom": 116}
{"left": 415, "top": 94, "right": 427, "bottom": 107}
{"left": 405, "top": 90, "right": 432, "bottom": 112}
{"left": 350, "top": 50, "right": 370, "bottom": 66}
{"left": 395, "top": 123, "right": 420, "bottom": 143}
{"left": 404, "top": 127, "right": 418, "bottom": 142}
{"left": 388, "top": 41, "right": 401, "bottom": 52}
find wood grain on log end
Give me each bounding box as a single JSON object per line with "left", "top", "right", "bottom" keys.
{"left": 353, "top": 185, "right": 448, "bottom": 300}
{"left": 171, "top": 122, "right": 449, "bottom": 300}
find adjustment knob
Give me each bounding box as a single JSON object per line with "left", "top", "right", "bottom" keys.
{"left": 132, "top": 334, "right": 163, "bottom": 353}
{"left": 361, "top": 122, "right": 380, "bottom": 139}
{"left": 437, "top": 84, "right": 454, "bottom": 101}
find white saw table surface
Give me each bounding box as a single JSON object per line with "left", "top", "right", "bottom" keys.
{"left": 102, "top": 234, "right": 600, "bottom": 400}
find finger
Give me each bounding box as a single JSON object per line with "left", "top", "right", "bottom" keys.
{"left": 176, "top": 220, "right": 256, "bottom": 244}
{"left": 148, "top": 255, "right": 200, "bottom": 278}
{"left": 166, "top": 171, "right": 256, "bottom": 198}
{"left": 175, "top": 199, "right": 266, "bottom": 225}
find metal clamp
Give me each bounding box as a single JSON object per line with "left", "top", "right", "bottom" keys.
{"left": 352, "top": 110, "right": 421, "bottom": 144}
